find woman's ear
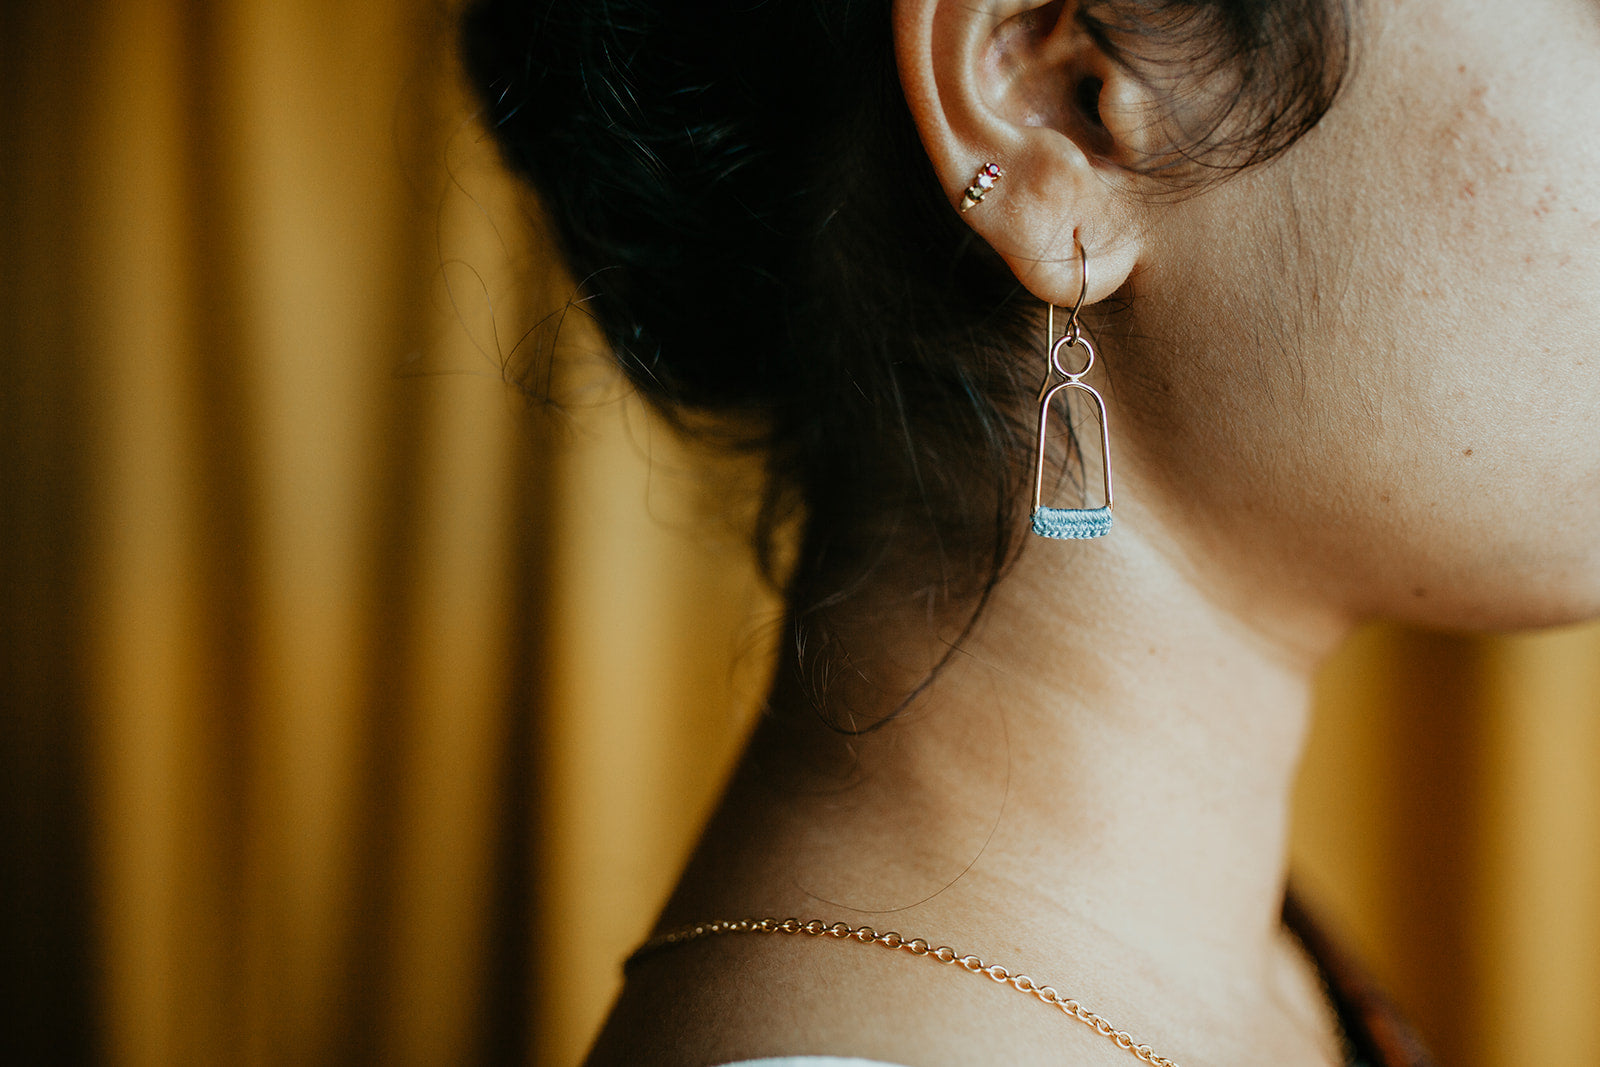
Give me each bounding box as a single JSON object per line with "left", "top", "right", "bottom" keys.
{"left": 892, "top": 0, "right": 1152, "bottom": 307}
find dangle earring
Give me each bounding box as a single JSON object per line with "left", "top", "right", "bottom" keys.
{"left": 1031, "top": 238, "right": 1114, "bottom": 539}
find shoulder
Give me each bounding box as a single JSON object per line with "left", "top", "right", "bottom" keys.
{"left": 581, "top": 925, "right": 1136, "bottom": 1067}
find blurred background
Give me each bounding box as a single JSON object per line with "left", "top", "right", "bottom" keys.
{"left": 3, "top": 1, "right": 1598, "bottom": 1064}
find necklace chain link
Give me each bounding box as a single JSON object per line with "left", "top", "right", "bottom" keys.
{"left": 629, "top": 917, "right": 1183, "bottom": 1067}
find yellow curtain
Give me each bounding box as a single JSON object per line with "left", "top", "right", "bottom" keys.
{"left": 2, "top": 3, "right": 1596, "bottom": 1064}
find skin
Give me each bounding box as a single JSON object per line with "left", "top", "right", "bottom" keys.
{"left": 587, "top": 0, "right": 1600, "bottom": 1063}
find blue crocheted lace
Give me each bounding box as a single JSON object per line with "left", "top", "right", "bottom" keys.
{"left": 1031, "top": 506, "right": 1112, "bottom": 540}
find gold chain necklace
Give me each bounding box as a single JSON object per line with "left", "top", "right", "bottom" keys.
{"left": 628, "top": 917, "right": 1183, "bottom": 1066}
{"left": 630, "top": 917, "right": 1354, "bottom": 1066}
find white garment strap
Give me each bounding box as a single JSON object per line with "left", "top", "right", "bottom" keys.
{"left": 715, "top": 1059, "right": 913, "bottom": 1067}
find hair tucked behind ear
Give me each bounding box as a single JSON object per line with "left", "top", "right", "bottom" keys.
{"left": 459, "top": 0, "right": 1351, "bottom": 729}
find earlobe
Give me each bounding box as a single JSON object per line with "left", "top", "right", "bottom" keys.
{"left": 892, "top": 0, "right": 1147, "bottom": 307}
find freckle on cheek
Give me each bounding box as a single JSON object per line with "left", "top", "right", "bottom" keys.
{"left": 1463, "top": 448, "right": 1474, "bottom": 456}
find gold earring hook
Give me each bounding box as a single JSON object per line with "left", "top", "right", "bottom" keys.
{"left": 1046, "top": 235, "right": 1089, "bottom": 345}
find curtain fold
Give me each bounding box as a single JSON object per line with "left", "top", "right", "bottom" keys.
{"left": 2, "top": 3, "right": 1596, "bottom": 1064}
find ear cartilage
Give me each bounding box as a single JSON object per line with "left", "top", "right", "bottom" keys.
{"left": 960, "top": 162, "right": 1003, "bottom": 212}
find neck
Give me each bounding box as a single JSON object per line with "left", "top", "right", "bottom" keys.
{"left": 660, "top": 501, "right": 1353, "bottom": 1052}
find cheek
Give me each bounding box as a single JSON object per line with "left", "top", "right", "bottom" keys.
{"left": 1343, "top": 6, "right": 1600, "bottom": 616}
{"left": 1120, "top": 4, "right": 1600, "bottom": 627}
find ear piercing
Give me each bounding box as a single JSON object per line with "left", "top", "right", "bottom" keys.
{"left": 959, "top": 162, "right": 1003, "bottom": 212}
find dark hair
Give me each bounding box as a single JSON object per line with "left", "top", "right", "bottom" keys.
{"left": 459, "top": 0, "right": 1350, "bottom": 724}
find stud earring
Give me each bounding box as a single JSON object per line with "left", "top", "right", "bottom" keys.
{"left": 959, "top": 162, "right": 1003, "bottom": 212}
{"left": 1031, "top": 238, "right": 1114, "bottom": 539}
